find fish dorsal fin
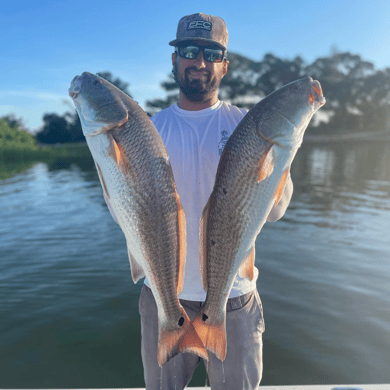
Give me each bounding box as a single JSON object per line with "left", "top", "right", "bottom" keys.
{"left": 258, "top": 145, "right": 275, "bottom": 182}
{"left": 199, "top": 198, "right": 211, "bottom": 292}
{"left": 127, "top": 248, "right": 145, "bottom": 284}
{"left": 107, "top": 134, "right": 128, "bottom": 174}
{"left": 175, "top": 192, "right": 187, "bottom": 295}
{"left": 274, "top": 167, "right": 290, "bottom": 206}
{"left": 238, "top": 247, "right": 255, "bottom": 281}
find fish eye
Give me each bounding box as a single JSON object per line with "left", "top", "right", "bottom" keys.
{"left": 93, "top": 80, "right": 99, "bottom": 86}
{"left": 292, "top": 84, "right": 300, "bottom": 92}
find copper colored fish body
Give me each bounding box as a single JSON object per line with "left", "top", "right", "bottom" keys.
{"left": 194, "top": 77, "right": 326, "bottom": 361}
{"left": 69, "top": 72, "right": 207, "bottom": 366}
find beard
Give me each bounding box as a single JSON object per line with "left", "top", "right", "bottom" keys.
{"left": 173, "top": 62, "right": 221, "bottom": 103}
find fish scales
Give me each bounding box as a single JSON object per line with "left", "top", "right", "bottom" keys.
{"left": 86, "top": 111, "right": 182, "bottom": 322}
{"left": 69, "top": 72, "right": 207, "bottom": 366}
{"left": 194, "top": 77, "right": 326, "bottom": 361}
{"left": 199, "top": 118, "right": 272, "bottom": 313}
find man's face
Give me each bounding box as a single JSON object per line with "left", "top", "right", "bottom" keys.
{"left": 172, "top": 40, "right": 229, "bottom": 103}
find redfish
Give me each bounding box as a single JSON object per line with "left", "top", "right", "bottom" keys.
{"left": 69, "top": 72, "right": 207, "bottom": 367}
{"left": 193, "top": 77, "right": 326, "bottom": 361}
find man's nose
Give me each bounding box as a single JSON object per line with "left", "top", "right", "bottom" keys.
{"left": 194, "top": 50, "right": 206, "bottom": 68}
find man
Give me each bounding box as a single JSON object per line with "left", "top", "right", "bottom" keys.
{"left": 138, "top": 13, "right": 293, "bottom": 390}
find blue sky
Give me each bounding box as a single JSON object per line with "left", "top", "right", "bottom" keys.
{"left": 1, "top": 0, "right": 389, "bottom": 133}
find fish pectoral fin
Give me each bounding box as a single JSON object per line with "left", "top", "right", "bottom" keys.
{"left": 192, "top": 311, "right": 227, "bottom": 362}
{"left": 175, "top": 193, "right": 187, "bottom": 295}
{"left": 238, "top": 247, "right": 255, "bottom": 281}
{"left": 158, "top": 310, "right": 208, "bottom": 367}
{"left": 199, "top": 198, "right": 211, "bottom": 292}
{"left": 127, "top": 249, "right": 145, "bottom": 284}
{"left": 107, "top": 133, "right": 128, "bottom": 174}
{"left": 274, "top": 167, "right": 290, "bottom": 206}
{"left": 258, "top": 145, "right": 275, "bottom": 182}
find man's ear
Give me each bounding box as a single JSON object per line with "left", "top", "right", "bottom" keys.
{"left": 172, "top": 52, "right": 177, "bottom": 66}
{"left": 222, "top": 60, "right": 229, "bottom": 77}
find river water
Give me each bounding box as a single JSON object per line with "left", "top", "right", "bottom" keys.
{"left": 0, "top": 141, "right": 389, "bottom": 388}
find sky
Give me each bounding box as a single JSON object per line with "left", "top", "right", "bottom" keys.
{"left": 1, "top": 0, "right": 389, "bottom": 133}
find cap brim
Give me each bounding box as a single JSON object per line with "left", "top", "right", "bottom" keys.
{"left": 169, "top": 37, "right": 226, "bottom": 50}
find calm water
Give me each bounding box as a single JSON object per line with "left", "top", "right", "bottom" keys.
{"left": 1, "top": 141, "right": 390, "bottom": 388}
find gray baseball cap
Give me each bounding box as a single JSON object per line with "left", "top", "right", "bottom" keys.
{"left": 169, "top": 13, "right": 228, "bottom": 50}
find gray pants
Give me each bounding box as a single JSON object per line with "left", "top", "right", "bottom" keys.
{"left": 139, "top": 284, "right": 265, "bottom": 390}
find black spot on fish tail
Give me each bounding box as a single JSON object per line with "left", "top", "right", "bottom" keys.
{"left": 211, "top": 239, "right": 216, "bottom": 246}
{"left": 178, "top": 317, "right": 185, "bottom": 327}
{"left": 222, "top": 188, "right": 227, "bottom": 195}
{"left": 202, "top": 313, "right": 208, "bottom": 322}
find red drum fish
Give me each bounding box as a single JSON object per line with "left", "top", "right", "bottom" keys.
{"left": 193, "top": 77, "right": 326, "bottom": 361}
{"left": 69, "top": 72, "right": 207, "bottom": 367}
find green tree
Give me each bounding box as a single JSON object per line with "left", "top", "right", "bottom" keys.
{"left": 146, "top": 73, "right": 178, "bottom": 116}
{"left": 0, "top": 114, "right": 27, "bottom": 131}
{"left": 146, "top": 52, "right": 306, "bottom": 113}
{"left": 96, "top": 71, "right": 132, "bottom": 97}
{"left": 146, "top": 51, "right": 390, "bottom": 134}
{"left": 0, "top": 117, "right": 37, "bottom": 150}
{"left": 36, "top": 114, "right": 70, "bottom": 144}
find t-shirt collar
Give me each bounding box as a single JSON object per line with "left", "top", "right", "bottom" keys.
{"left": 173, "top": 100, "right": 223, "bottom": 116}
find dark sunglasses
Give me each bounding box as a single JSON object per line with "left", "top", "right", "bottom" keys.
{"left": 176, "top": 44, "right": 226, "bottom": 63}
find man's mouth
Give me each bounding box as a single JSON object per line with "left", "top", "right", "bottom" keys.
{"left": 186, "top": 68, "right": 210, "bottom": 82}
{"left": 188, "top": 71, "right": 207, "bottom": 79}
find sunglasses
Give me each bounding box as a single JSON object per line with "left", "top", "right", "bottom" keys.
{"left": 176, "top": 44, "right": 226, "bottom": 63}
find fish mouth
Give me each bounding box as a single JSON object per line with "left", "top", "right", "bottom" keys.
{"left": 69, "top": 74, "right": 82, "bottom": 99}
{"left": 68, "top": 89, "right": 78, "bottom": 99}
{"left": 309, "top": 80, "right": 326, "bottom": 107}
{"left": 69, "top": 72, "right": 93, "bottom": 99}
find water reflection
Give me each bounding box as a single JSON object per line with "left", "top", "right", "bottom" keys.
{"left": 291, "top": 142, "right": 390, "bottom": 213}
{"left": 0, "top": 140, "right": 390, "bottom": 387}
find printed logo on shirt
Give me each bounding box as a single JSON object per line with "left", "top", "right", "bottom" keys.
{"left": 187, "top": 21, "right": 212, "bottom": 31}
{"left": 218, "top": 130, "right": 229, "bottom": 155}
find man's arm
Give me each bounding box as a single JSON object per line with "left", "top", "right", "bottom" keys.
{"left": 266, "top": 173, "right": 293, "bottom": 222}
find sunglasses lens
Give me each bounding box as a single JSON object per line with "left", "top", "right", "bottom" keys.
{"left": 178, "top": 45, "right": 224, "bottom": 62}
{"left": 179, "top": 46, "right": 200, "bottom": 59}
{"left": 204, "top": 48, "right": 224, "bottom": 63}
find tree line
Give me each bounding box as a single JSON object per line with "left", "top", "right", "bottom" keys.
{"left": 2, "top": 50, "right": 389, "bottom": 146}
{"left": 147, "top": 50, "right": 390, "bottom": 135}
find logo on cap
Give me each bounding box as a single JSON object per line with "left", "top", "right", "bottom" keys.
{"left": 187, "top": 21, "right": 212, "bottom": 31}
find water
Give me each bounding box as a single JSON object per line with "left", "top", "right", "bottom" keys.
{"left": 0, "top": 141, "right": 389, "bottom": 388}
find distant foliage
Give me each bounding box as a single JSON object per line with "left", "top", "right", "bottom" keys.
{"left": 96, "top": 71, "right": 132, "bottom": 97}
{"left": 146, "top": 50, "right": 390, "bottom": 134}
{"left": 9, "top": 56, "right": 390, "bottom": 145}
{"left": 0, "top": 117, "right": 38, "bottom": 151}
{"left": 35, "top": 113, "right": 84, "bottom": 144}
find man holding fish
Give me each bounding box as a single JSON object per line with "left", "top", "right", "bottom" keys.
{"left": 69, "top": 12, "right": 325, "bottom": 390}
{"left": 139, "top": 13, "right": 293, "bottom": 389}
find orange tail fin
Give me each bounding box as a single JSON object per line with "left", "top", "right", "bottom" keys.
{"left": 192, "top": 312, "right": 227, "bottom": 362}
{"left": 157, "top": 312, "right": 208, "bottom": 367}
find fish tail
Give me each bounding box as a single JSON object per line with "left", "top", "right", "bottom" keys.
{"left": 192, "top": 311, "right": 227, "bottom": 362}
{"left": 157, "top": 311, "right": 208, "bottom": 367}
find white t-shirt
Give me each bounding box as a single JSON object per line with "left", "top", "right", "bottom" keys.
{"left": 103, "top": 99, "right": 292, "bottom": 300}
{"left": 144, "top": 100, "right": 260, "bottom": 301}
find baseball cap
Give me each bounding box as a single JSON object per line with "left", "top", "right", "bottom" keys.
{"left": 169, "top": 13, "right": 228, "bottom": 50}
